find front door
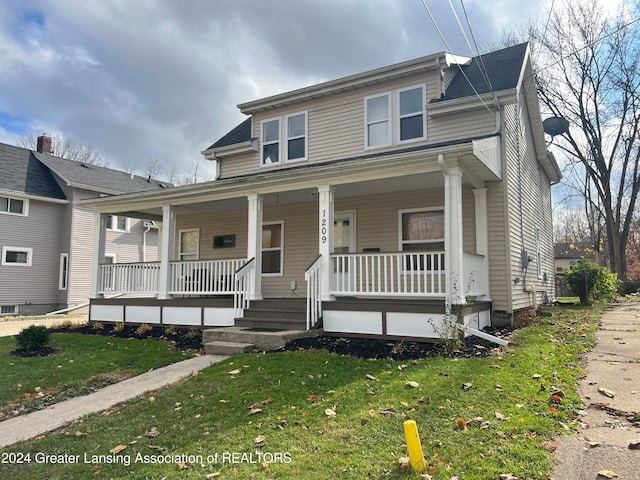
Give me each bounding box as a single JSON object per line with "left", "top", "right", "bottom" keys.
{"left": 333, "top": 211, "right": 356, "bottom": 289}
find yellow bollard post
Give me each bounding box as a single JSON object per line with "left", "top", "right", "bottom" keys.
{"left": 403, "top": 420, "right": 425, "bottom": 472}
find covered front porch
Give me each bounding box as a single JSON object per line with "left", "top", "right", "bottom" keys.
{"left": 87, "top": 142, "right": 500, "bottom": 341}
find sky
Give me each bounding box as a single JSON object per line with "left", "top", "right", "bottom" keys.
{"left": 0, "top": 0, "right": 552, "bottom": 181}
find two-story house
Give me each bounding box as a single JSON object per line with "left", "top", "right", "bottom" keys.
{"left": 0, "top": 137, "right": 167, "bottom": 316}
{"left": 83, "top": 43, "right": 561, "bottom": 344}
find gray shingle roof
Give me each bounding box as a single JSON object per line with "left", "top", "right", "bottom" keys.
{"left": 434, "top": 42, "right": 529, "bottom": 102}
{"left": 0, "top": 143, "right": 66, "bottom": 200}
{"left": 33, "top": 151, "right": 169, "bottom": 194}
{"left": 205, "top": 117, "right": 252, "bottom": 151}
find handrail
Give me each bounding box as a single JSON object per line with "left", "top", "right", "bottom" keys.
{"left": 305, "top": 254, "right": 323, "bottom": 272}
{"left": 305, "top": 255, "right": 323, "bottom": 330}
{"left": 234, "top": 258, "right": 255, "bottom": 318}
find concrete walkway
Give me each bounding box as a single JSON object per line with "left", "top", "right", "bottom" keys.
{"left": 553, "top": 302, "right": 640, "bottom": 479}
{"left": 0, "top": 355, "right": 227, "bottom": 448}
{"left": 0, "top": 315, "right": 87, "bottom": 338}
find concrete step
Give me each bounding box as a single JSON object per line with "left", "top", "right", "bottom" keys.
{"left": 203, "top": 326, "right": 320, "bottom": 351}
{"left": 204, "top": 340, "right": 256, "bottom": 355}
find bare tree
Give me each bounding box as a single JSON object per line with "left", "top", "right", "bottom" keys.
{"left": 19, "top": 132, "right": 108, "bottom": 167}
{"left": 529, "top": 0, "right": 640, "bottom": 279}
{"left": 144, "top": 156, "right": 162, "bottom": 180}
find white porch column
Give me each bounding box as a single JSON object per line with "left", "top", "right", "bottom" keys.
{"left": 444, "top": 167, "right": 466, "bottom": 305}
{"left": 247, "top": 193, "right": 263, "bottom": 300}
{"left": 317, "top": 185, "right": 334, "bottom": 301}
{"left": 157, "top": 205, "right": 176, "bottom": 300}
{"left": 90, "top": 212, "right": 108, "bottom": 298}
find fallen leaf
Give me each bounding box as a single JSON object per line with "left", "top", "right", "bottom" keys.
{"left": 419, "top": 474, "right": 433, "bottom": 480}
{"left": 380, "top": 408, "right": 397, "bottom": 416}
{"left": 495, "top": 411, "right": 506, "bottom": 420}
{"left": 206, "top": 473, "right": 222, "bottom": 479}
{"left": 248, "top": 408, "right": 263, "bottom": 416}
{"left": 597, "top": 470, "right": 618, "bottom": 479}
{"left": 306, "top": 395, "right": 322, "bottom": 404}
{"left": 405, "top": 381, "right": 420, "bottom": 388}
{"left": 109, "top": 445, "right": 127, "bottom": 454}
{"left": 598, "top": 387, "right": 616, "bottom": 398}
{"left": 255, "top": 434, "right": 266, "bottom": 446}
{"left": 462, "top": 383, "right": 473, "bottom": 390}
{"left": 457, "top": 418, "right": 466, "bottom": 429}
{"left": 325, "top": 408, "right": 336, "bottom": 417}
{"left": 393, "top": 457, "right": 410, "bottom": 470}
{"left": 532, "top": 374, "right": 542, "bottom": 379}
{"left": 499, "top": 475, "right": 519, "bottom": 480}
{"left": 365, "top": 374, "right": 378, "bottom": 381}
{"left": 228, "top": 368, "right": 242, "bottom": 375}
{"left": 74, "top": 431, "right": 88, "bottom": 437}
{"left": 178, "top": 462, "right": 190, "bottom": 470}
{"left": 249, "top": 398, "right": 273, "bottom": 409}
{"left": 144, "top": 427, "right": 160, "bottom": 438}
{"left": 148, "top": 396, "right": 155, "bottom": 402}
{"left": 149, "top": 445, "right": 168, "bottom": 454}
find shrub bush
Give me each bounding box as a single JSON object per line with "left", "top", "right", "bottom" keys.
{"left": 565, "top": 260, "right": 619, "bottom": 306}
{"left": 15, "top": 325, "right": 50, "bottom": 351}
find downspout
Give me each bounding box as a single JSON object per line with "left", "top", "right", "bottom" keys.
{"left": 143, "top": 225, "right": 151, "bottom": 262}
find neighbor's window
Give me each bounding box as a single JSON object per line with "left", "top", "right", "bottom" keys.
{"left": 2, "top": 246, "right": 33, "bottom": 266}
{"left": 366, "top": 94, "right": 391, "bottom": 148}
{"left": 107, "top": 215, "right": 128, "bottom": 232}
{"left": 286, "top": 112, "right": 307, "bottom": 161}
{"left": 262, "top": 118, "right": 280, "bottom": 165}
{"left": 535, "top": 227, "right": 542, "bottom": 278}
{"left": 1, "top": 305, "right": 17, "bottom": 315}
{"left": 179, "top": 229, "right": 199, "bottom": 261}
{"left": 59, "top": 253, "right": 69, "bottom": 290}
{"left": 262, "top": 222, "right": 283, "bottom": 275}
{"left": 0, "top": 196, "right": 27, "bottom": 216}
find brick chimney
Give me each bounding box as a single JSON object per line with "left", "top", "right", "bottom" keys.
{"left": 36, "top": 134, "right": 52, "bottom": 154}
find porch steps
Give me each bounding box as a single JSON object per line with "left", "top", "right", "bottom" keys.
{"left": 235, "top": 298, "right": 307, "bottom": 331}
{"left": 202, "top": 326, "right": 319, "bottom": 354}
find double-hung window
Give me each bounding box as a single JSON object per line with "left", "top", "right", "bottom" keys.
{"left": 0, "top": 196, "right": 27, "bottom": 216}
{"left": 2, "top": 246, "right": 32, "bottom": 266}
{"left": 107, "top": 215, "right": 128, "bottom": 232}
{"left": 365, "top": 84, "right": 425, "bottom": 148}
{"left": 261, "top": 112, "right": 307, "bottom": 165}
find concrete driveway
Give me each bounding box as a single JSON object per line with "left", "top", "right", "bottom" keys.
{"left": 0, "top": 315, "right": 87, "bottom": 338}
{"left": 552, "top": 302, "right": 640, "bottom": 479}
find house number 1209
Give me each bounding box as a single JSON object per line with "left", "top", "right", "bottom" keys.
{"left": 321, "top": 209, "right": 327, "bottom": 244}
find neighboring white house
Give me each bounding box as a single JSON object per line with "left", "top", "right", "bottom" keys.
{"left": 83, "top": 43, "right": 561, "bottom": 339}
{"left": 0, "top": 137, "right": 168, "bottom": 315}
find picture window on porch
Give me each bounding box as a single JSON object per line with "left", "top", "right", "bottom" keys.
{"left": 107, "top": 215, "right": 128, "bottom": 232}
{"left": 179, "top": 229, "right": 199, "bottom": 261}
{"left": 262, "top": 222, "right": 283, "bottom": 275}
{"left": 399, "top": 209, "right": 444, "bottom": 270}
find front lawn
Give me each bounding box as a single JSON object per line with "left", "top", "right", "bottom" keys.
{"left": 0, "top": 332, "right": 193, "bottom": 419}
{"left": 0, "top": 304, "right": 602, "bottom": 479}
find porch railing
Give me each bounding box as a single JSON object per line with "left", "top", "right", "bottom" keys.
{"left": 98, "top": 262, "right": 160, "bottom": 295}
{"left": 331, "top": 251, "right": 446, "bottom": 297}
{"left": 234, "top": 258, "right": 255, "bottom": 318}
{"left": 305, "top": 255, "right": 323, "bottom": 330}
{"left": 169, "top": 258, "right": 246, "bottom": 295}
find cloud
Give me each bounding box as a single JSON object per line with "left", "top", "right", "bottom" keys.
{"left": 0, "top": 0, "right": 549, "bottom": 181}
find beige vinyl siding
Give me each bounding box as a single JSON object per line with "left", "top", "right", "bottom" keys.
{"left": 0, "top": 199, "right": 65, "bottom": 307}
{"left": 221, "top": 72, "right": 441, "bottom": 179}
{"left": 503, "top": 100, "right": 556, "bottom": 312}
{"left": 427, "top": 109, "right": 497, "bottom": 143}
{"left": 170, "top": 187, "right": 477, "bottom": 297}
{"left": 486, "top": 178, "right": 510, "bottom": 311}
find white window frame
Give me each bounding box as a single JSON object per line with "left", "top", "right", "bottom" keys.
{"left": 1, "top": 305, "right": 18, "bottom": 315}
{"left": 262, "top": 221, "right": 284, "bottom": 277}
{"left": 396, "top": 84, "right": 427, "bottom": 144}
{"left": 398, "top": 207, "right": 445, "bottom": 250}
{"left": 535, "top": 226, "right": 543, "bottom": 279}
{"left": 59, "top": 253, "right": 69, "bottom": 290}
{"left": 261, "top": 117, "right": 281, "bottom": 166}
{"left": 2, "top": 246, "right": 33, "bottom": 266}
{"left": 365, "top": 84, "right": 426, "bottom": 150}
{"left": 364, "top": 92, "right": 391, "bottom": 149}
{"left": 178, "top": 228, "right": 200, "bottom": 261}
{"left": 261, "top": 111, "right": 308, "bottom": 167}
{"left": 0, "top": 195, "right": 28, "bottom": 216}
{"left": 107, "top": 215, "right": 129, "bottom": 232}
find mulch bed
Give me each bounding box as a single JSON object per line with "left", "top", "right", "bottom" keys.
{"left": 10, "top": 347, "right": 62, "bottom": 358}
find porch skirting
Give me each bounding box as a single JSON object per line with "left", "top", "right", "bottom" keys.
{"left": 90, "top": 297, "right": 235, "bottom": 328}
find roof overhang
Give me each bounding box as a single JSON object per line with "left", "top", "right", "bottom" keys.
{"left": 201, "top": 139, "right": 258, "bottom": 160}
{"left": 0, "top": 188, "right": 69, "bottom": 205}
{"left": 238, "top": 52, "right": 466, "bottom": 114}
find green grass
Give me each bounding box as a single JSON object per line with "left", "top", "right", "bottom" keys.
{"left": 0, "top": 304, "right": 603, "bottom": 480}
{"left": 0, "top": 333, "right": 193, "bottom": 418}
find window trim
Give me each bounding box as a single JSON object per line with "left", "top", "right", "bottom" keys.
{"left": 107, "top": 215, "right": 129, "bottom": 232}
{"left": 1, "top": 305, "right": 18, "bottom": 315}
{"left": 364, "top": 92, "right": 391, "bottom": 150}
{"left": 364, "top": 84, "right": 426, "bottom": 150}
{"left": 59, "top": 253, "right": 69, "bottom": 290}
{"left": 396, "top": 84, "right": 426, "bottom": 144}
{"left": 535, "top": 226, "right": 543, "bottom": 279}
{"left": 262, "top": 221, "right": 284, "bottom": 277}
{"left": 261, "top": 112, "right": 308, "bottom": 167}
{"left": 398, "top": 207, "right": 445, "bottom": 250}
{"left": 2, "top": 246, "right": 33, "bottom": 266}
{"left": 0, "top": 195, "right": 28, "bottom": 216}
{"left": 178, "top": 228, "right": 200, "bottom": 261}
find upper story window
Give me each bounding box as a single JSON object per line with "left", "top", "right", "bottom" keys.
{"left": 107, "top": 215, "right": 128, "bottom": 232}
{"left": 0, "top": 196, "right": 28, "bottom": 216}
{"left": 365, "top": 84, "right": 426, "bottom": 149}
{"left": 261, "top": 112, "right": 307, "bottom": 166}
